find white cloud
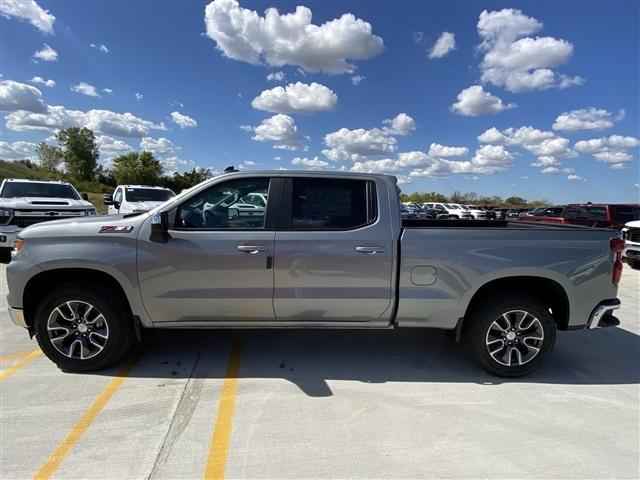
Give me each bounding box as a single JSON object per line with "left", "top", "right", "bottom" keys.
{"left": 292, "top": 156, "right": 330, "bottom": 170}
{"left": 541, "top": 167, "right": 560, "bottom": 174}
{"left": 161, "top": 156, "right": 192, "bottom": 173}
{"left": 468, "top": 144, "right": 514, "bottom": 174}
{"left": 429, "top": 32, "right": 456, "bottom": 59}
{"left": 478, "top": 125, "right": 576, "bottom": 171}
{"left": 6, "top": 106, "right": 167, "bottom": 137}
{"left": 323, "top": 127, "right": 397, "bottom": 161}
{"left": 267, "top": 71, "right": 285, "bottom": 82}
{"left": 32, "top": 43, "right": 58, "bottom": 62}
{"left": 427, "top": 143, "right": 468, "bottom": 158}
{"left": 322, "top": 113, "right": 416, "bottom": 162}
{"left": 140, "top": 137, "right": 177, "bottom": 155}
{"left": 575, "top": 134, "right": 639, "bottom": 169}
{"left": 251, "top": 82, "right": 337, "bottom": 115}
{"left": 170, "top": 111, "right": 198, "bottom": 129}
{"left": 0, "top": 140, "right": 37, "bottom": 160}
{"left": 96, "top": 135, "right": 133, "bottom": 161}
{"left": 0, "top": 0, "right": 55, "bottom": 35}
{"left": 476, "top": 8, "right": 583, "bottom": 92}
{"left": 382, "top": 113, "right": 416, "bottom": 136}
{"left": 0, "top": 80, "right": 47, "bottom": 112}
{"left": 102, "top": 88, "right": 113, "bottom": 95}
{"left": 351, "top": 159, "right": 399, "bottom": 173}
{"left": 30, "top": 76, "right": 55, "bottom": 87}
{"left": 170, "top": 100, "right": 184, "bottom": 108}
{"left": 135, "top": 92, "right": 143, "bottom": 101}
{"left": 567, "top": 174, "right": 586, "bottom": 182}
{"left": 552, "top": 108, "right": 621, "bottom": 132}
{"left": 247, "top": 114, "right": 308, "bottom": 151}
{"left": 351, "top": 75, "right": 365, "bottom": 86}
{"left": 71, "top": 82, "right": 100, "bottom": 97}
{"left": 451, "top": 85, "right": 516, "bottom": 116}
{"left": 203, "top": 0, "right": 384, "bottom": 74}
{"left": 90, "top": 43, "right": 109, "bottom": 54}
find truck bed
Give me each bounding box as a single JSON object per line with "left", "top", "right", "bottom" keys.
{"left": 402, "top": 219, "right": 603, "bottom": 229}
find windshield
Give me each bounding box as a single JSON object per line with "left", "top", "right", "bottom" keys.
{"left": 444, "top": 204, "right": 458, "bottom": 209}
{"left": 125, "top": 188, "right": 174, "bottom": 202}
{"left": 0, "top": 182, "right": 80, "bottom": 199}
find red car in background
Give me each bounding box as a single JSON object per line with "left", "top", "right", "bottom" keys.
{"left": 562, "top": 204, "right": 640, "bottom": 229}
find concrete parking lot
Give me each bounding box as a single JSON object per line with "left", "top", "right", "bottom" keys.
{"left": 1, "top": 264, "right": 638, "bottom": 480}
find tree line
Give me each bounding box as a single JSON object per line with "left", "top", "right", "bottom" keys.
{"left": 399, "top": 191, "right": 549, "bottom": 208}
{"left": 33, "top": 127, "right": 213, "bottom": 193}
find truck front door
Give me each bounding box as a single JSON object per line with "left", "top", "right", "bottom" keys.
{"left": 137, "top": 176, "right": 277, "bottom": 323}
{"left": 273, "top": 177, "right": 394, "bottom": 323}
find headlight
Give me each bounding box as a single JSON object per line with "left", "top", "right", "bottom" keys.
{"left": 0, "top": 208, "right": 12, "bottom": 224}
{"left": 12, "top": 238, "right": 24, "bottom": 256}
{"left": 85, "top": 209, "right": 97, "bottom": 216}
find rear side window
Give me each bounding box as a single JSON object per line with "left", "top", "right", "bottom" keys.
{"left": 613, "top": 205, "right": 640, "bottom": 222}
{"left": 290, "top": 178, "right": 375, "bottom": 229}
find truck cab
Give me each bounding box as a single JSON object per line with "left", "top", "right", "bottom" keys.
{"left": 104, "top": 185, "right": 175, "bottom": 214}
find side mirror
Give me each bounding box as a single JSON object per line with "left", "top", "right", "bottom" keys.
{"left": 81, "top": 193, "right": 89, "bottom": 201}
{"left": 150, "top": 211, "right": 169, "bottom": 243}
{"left": 113, "top": 201, "right": 121, "bottom": 210}
{"left": 103, "top": 194, "right": 114, "bottom": 206}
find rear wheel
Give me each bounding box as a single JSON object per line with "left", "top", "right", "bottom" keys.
{"left": 33, "top": 284, "right": 135, "bottom": 372}
{"left": 462, "top": 294, "right": 556, "bottom": 377}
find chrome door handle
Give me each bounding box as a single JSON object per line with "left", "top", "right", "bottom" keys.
{"left": 237, "top": 245, "right": 268, "bottom": 254}
{"left": 355, "top": 246, "right": 386, "bottom": 254}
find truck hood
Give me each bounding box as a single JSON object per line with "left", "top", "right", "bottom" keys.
{"left": 124, "top": 201, "right": 166, "bottom": 212}
{"left": 0, "top": 196, "right": 94, "bottom": 209}
{"left": 18, "top": 212, "right": 148, "bottom": 239}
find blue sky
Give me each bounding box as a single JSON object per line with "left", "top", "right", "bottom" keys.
{"left": 1, "top": 0, "right": 638, "bottom": 202}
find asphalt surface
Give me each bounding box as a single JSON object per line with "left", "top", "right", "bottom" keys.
{"left": 1, "top": 264, "right": 638, "bottom": 479}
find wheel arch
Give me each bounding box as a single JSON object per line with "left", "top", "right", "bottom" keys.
{"left": 462, "top": 275, "right": 570, "bottom": 333}
{"left": 22, "top": 268, "right": 138, "bottom": 330}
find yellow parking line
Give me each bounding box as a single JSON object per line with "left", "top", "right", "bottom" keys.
{"left": 33, "top": 354, "right": 142, "bottom": 480}
{"left": 0, "top": 350, "right": 41, "bottom": 381}
{"left": 204, "top": 336, "right": 243, "bottom": 480}
{"left": 0, "top": 348, "right": 40, "bottom": 363}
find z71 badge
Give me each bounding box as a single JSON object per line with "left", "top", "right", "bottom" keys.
{"left": 99, "top": 225, "right": 135, "bottom": 233}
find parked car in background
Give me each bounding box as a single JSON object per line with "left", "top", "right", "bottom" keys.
{"left": 491, "top": 208, "right": 511, "bottom": 220}
{"left": 562, "top": 204, "right": 640, "bottom": 230}
{"left": 465, "top": 205, "right": 488, "bottom": 220}
{"left": 0, "top": 178, "right": 96, "bottom": 262}
{"left": 400, "top": 204, "right": 418, "bottom": 220}
{"left": 443, "top": 203, "right": 473, "bottom": 219}
{"left": 506, "top": 208, "right": 530, "bottom": 220}
{"left": 622, "top": 220, "right": 640, "bottom": 270}
{"left": 104, "top": 185, "right": 175, "bottom": 214}
{"left": 518, "top": 207, "right": 565, "bottom": 222}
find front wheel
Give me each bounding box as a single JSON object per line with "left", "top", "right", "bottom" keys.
{"left": 462, "top": 294, "right": 556, "bottom": 377}
{"left": 33, "top": 284, "right": 135, "bottom": 372}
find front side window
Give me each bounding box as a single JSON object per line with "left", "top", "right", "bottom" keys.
{"left": 174, "top": 177, "right": 270, "bottom": 229}
{"left": 113, "top": 188, "right": 123, "bottom": 204}
{"left": 290, "top": 178, "right": 374, "bottom": 229}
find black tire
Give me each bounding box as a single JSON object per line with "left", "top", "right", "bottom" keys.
{"left": 0, "top": 247, "right": 11, "bottom": 264}
{"left": 627, "top": 259, "right": 640, "bottom": 270}
{"left": 462, "top": 293, "right": 556, "bottom": 377}
{"left": 33, "top": 284, "right": 135, "bottom": 372}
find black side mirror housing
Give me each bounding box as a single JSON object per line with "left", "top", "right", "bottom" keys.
{"left": 103, "top": 194, "right": 114, "bottom": 205}
{"left": 81, "top": 193, "right": 89, "bottom": 201}
{"left": 150, "top": 211, "right": 169, "bottom": 243}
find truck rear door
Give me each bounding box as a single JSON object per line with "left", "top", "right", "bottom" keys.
{"left": 273, "top": 177, "right": 394, "bottom": 323}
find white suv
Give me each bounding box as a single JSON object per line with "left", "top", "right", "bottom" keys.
{"left": 622, "top": 220, "right": 640, "bottom": 270}
{"left": 104, "top": 185, "right": 175, "bottom": 214}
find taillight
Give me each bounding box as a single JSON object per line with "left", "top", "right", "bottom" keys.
{"left": 610, "top": 238, "right": 624, "bottom": 254}
{"left": 610, "top": 237, "right": 624, "bottom": 285}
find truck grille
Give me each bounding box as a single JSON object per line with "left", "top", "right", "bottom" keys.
{"left": 6, "top": 210, "right": 85, "bottom": 228}
{"left": 626, "top": 228, "right": 640, "bottom": 243}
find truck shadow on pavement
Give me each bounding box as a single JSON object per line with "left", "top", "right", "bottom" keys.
{"left": 88, "top": 326, "right": 640, "bottom": 397}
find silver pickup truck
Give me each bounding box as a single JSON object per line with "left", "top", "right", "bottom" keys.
{"left": 6, "top": 171, "right": 624, "bottom": 377}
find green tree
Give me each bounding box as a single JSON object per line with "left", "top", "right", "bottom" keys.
{"left": 56, "top": 127, "right": 99, "bottom": 181}
{"left": 504, "top": 196, "right": 528, "bottom": 207}
{"left": 112, "top": 151, "right": 163, "bottom": 185}
{"left": 35, "top": 142, "right": 63, "bottom": 174}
